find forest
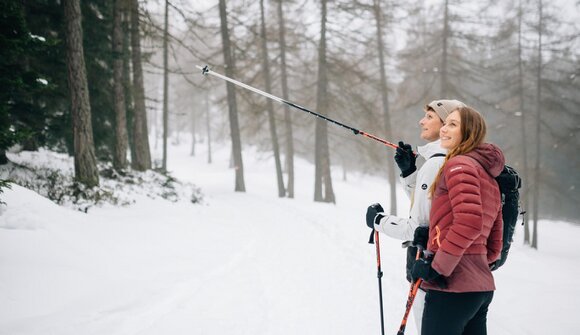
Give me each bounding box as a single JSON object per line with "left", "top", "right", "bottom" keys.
{"left": 1, "top": 0, "right": 579, "bottom": 245}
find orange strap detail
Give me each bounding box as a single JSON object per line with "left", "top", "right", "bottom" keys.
{"left": 432, "top": 226, "right": 441, "bottom": 248}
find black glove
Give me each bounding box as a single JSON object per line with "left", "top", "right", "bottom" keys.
{"left": 411, "top": 257, "right": 447, "bottom": 288}
{"left": 394, "top": 141, "right": 416, "bottom": 178}
{"left": 413, "top": 226, "right": 429, "bottom": 249}
{"left": 366, "top": 203, "right": 384, "bottom": 229}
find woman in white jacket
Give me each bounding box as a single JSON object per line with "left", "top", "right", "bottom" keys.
{"left": 366, "top": 99, "right": 465, "bottom": 333}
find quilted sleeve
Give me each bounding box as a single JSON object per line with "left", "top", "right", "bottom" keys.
{"left": 431, "top": 159, "right": 483, "bottom": 277}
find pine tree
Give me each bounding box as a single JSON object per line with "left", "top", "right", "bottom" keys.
{"left": 129, "top": 0, "right": 151, "bottom": 171}
{"left": 0, "top": 1, "right": 37, "bottom": 163}
{"left": 0, "top": 1, "right": 56, "bottom": 162}
{"left": 276, "top": 0, "right": 295, "bottom": 198}
{"left": 314, "top": 0, "right": 335, "bottom": 203}
{"left": 219, "top": 0, "right": 246, "bottom": 192}
{"left": 161, "top": 0, "right": 170, "bottom": 172}
{"left": 259, "top": 0, "right": 285, "bottom": 198}
{"left": 372, "top": 0, "right": 397, "bottom": 214}
{"left": 63, "top": 0, "right": 99, "bottom": 187}
{"left": 81, "top": 0, "right": 115, "bottom": 161}
{"left": 112, "top": 0, "right": 129, "bottom": 170}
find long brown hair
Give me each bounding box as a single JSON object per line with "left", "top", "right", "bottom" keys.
{"left": 429, "top": 106, "right": 487, "bottom": 197}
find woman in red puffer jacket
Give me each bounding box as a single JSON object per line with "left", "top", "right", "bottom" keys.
{"left": 410, "top": 106, "right": 504, "bottom": 335}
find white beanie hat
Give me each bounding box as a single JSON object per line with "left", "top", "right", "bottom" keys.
{"left": 426, "top": 99, "right": 466, "bottom": 121}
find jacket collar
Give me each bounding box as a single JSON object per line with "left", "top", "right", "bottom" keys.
{"left": 417, "top": 139, "right": 447, "bottom": 159}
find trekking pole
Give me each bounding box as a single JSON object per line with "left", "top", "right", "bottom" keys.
{"left": 197, "top": 65, "right": 401, "bottom": 150}
{"left": 369, "top": 230, "right": 385, "bottom": 335}
{"left": 397, "top": 248, "right": 423, "bottom": 335}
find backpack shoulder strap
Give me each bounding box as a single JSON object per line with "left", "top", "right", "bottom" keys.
{"left": 429, "top": 153, "right": 446, "bottom": 159}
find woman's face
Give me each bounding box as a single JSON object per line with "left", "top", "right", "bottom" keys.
{"left": 440, "top": 110, "right": 462, "bottom": 149}
{"left": 419, "top": 110, "right": 444, "bottom": 141}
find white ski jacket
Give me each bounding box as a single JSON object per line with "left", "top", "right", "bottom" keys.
{"left": 374, "top": 139, "right": 447, "bottom": 241}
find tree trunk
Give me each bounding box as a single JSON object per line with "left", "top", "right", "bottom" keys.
{"left": 123, "top": 0, "right": 135, "bottom": 166}
{"left": 314, "top": 0, "right": 335, "bottom": 203}
{"left": 219, "top": 0, "right": 245, "bottom": 192}
{"left": 260, "top": 0, "right": 285, "bottom": 198}
{"left": 63, "top": 0, "right": 99, "bottom": 187}
{"left": 441, "top": 0, "right": 450, "bottom": 97}
{"left": 373, "top": 0, "right": 397, "bottom": 214}
{"left": 277, "top": 0, "right": 294, "bottom": 198}
{"left": 190, "top": 105, "right": 196, "bottom": 156}
{"left": 531, "top": 0, "right": 543, "bottom": 250}
{"left": 518, "top": 0, "right": 530, "bottom": 244}
{"left": 129, "top": 0, "right": 151, "bottom": 171}
{"left": 113, "top": 0, "right": 128, "bottom": 171}
{"left": 205, "top": 95, "right": 212, "bottom": 164}
{"left": 161, "top": 0, "right": 169, "bottom": 172}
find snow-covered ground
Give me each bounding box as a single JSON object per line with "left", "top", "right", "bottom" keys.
{"left": 1, "top": 142, "right": 578, "bottom": 335}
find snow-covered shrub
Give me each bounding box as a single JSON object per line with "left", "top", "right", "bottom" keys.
{"left": 0, "top": 149, "right": 203, "bottom": 211}
{"left": 0, "top": 179, "right": 11, "bottom": 206}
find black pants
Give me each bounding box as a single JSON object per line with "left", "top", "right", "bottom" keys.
{"left": 421, "top": 290, "right": 494, "bottom": 335}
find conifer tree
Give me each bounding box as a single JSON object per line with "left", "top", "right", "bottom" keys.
{"left": 63, "top": 0, "right": 99, "bottom": 187}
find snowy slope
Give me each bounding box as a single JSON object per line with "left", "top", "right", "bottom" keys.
{"left": 0, "top": 143, "right": 579, "bottom": 335}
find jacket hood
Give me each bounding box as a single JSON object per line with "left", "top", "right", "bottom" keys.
{"left": 465, "top": 143, "right": 505, "bottom": 177}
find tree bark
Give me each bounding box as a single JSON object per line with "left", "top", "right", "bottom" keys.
{"left": 373, "top": 0, "right": 397, "bottom": 214}
{"left": 113, "top": 0, "right": 128, "bottom": 171}
{"left": 162, "top": 0, "right": 169, "bottom": 172}
{"left": 260, "top": 0, "right": 285, "bottom": 198}
{"left": 518, "top": 0, "right": 530, "bottom": 244}
{"left": 129, "top": 0, "right": 151, "bottom": 171}
{"left": 123, "top": 0, "right": 135, "bottom": 166}
{"left": 314, "top": 0, "right": 335, "bottom": 203}
{"left": 205, "top": 95, "right": 212, "bottom": 164}
{"left": 441, "top": 0, "right": 450, "bottom": 97}
{"left": 190, "top": 105, "right": 196, "bottom": 156}
{"left": 531, "top": 0, "right": 543, "bottom": 250}
{"left": 219, "top": 0, "right": 245, "bottom": 192}
{"left": 63, "top": 0, "right": 99, "bottom": 187}
{"left": 277, "top": 0, "right": 294, "bottom": 198}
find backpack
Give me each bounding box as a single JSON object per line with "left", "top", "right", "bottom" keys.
{"left": 489, "top": 165, "right": 523, "bottom": 271}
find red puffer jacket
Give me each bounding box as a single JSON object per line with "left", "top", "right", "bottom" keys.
{"left": 422, "top": 143, "right": 505, "bottom": 293}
